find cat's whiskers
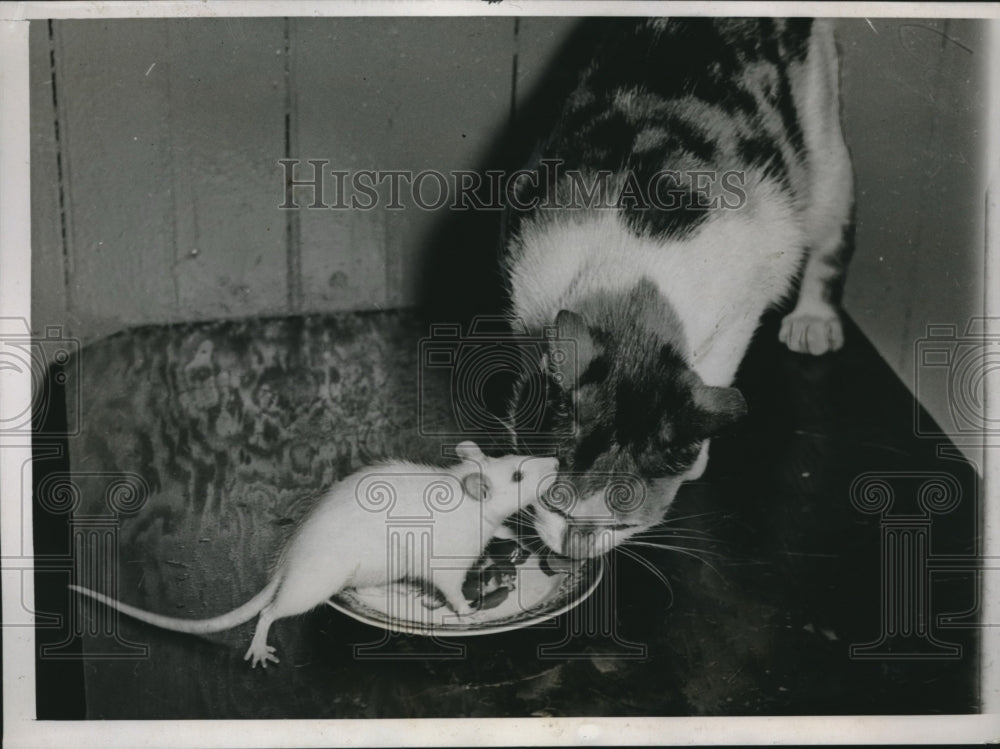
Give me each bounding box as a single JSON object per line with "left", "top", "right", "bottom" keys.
{"left": 655, "top": 511, "right": 719, "bottom": 525}
{"left": 503, "top": 518, "right": 543, "bottom": 536}
{"left": 624, "top": 539, "right": 725, "bottom": 580}
{"left": 629, "top": 533, "right": 717, "bottom": 544}
{"left": 614, "top": 545, "right": 674, "bottom": 594}
{"left": 626, "top": 539, "right": 723, "bottom": 559}
{"left": 632, "top": 526, "right": 715, "bottom": 538}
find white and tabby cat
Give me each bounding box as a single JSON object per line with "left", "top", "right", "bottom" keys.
{"left": 502, "top": 18, "right": 854, "bottom": 558}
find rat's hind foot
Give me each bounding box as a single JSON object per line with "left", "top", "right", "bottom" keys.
{"left": 779, "top": 304, "right": 844, "bottom": 355}
{"left": 244, "top": 642, "right": 280, "bottom": 669}
{"left": 244, "top": 609, "right": 279, "bottom": 668}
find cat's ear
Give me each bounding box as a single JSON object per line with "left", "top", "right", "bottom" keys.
{"left": 548, "top": 310, "right": 599, "bottom": 389}
{"left": 685, "top": 385, "right": 748, "bottom": 439}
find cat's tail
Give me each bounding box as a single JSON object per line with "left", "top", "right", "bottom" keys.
{"left": 69, "top": 574, "right": 281, "bottom": 635}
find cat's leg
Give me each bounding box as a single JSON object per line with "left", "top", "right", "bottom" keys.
{"left": 780, "top": 21, "right": 855, "bottom": 355}
{"left": 779, "top": 155, "right": 853, "bottom": 355}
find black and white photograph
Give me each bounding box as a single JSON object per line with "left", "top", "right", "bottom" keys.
{"left": 1, "top": 1, "right": 998, "bottom": 745}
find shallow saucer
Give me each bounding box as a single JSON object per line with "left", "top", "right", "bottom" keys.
{"left": 328, "top": 538, "right": 603, "bottom": 637}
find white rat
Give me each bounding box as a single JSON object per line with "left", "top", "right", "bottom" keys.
{"left": 71, "top": 441, "right": 558, "bottom": 668}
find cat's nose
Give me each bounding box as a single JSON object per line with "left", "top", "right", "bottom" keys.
{"left": 563, "top": 525, "right": 615, "bottom": 559}
{"left": 532, "top": 507, "right": 566, "bottom": 554}
{"left": 564, "top": 526, "right": 595, "bottom": 559}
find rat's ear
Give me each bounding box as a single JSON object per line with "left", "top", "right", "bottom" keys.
{"left": 462, "top": 472, "right": 492, "bottom": 502}
{"left": 455, "top": 441, "right": 483, "bottom": 461}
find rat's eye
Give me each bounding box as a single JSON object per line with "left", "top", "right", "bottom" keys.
{"left": 512, "top": 470, "right": 524, "bottom": 483}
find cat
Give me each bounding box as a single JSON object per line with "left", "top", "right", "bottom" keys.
{"left": 500, "top": 18, "right": 855, "bottom": 558}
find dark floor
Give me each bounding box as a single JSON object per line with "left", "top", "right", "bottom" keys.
{"left": 33, "top": 308, "right": 979, "bottom": 718}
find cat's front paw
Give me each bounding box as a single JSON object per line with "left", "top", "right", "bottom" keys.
{"left": 779, "top": 306, "right": 844, "bottom": 355}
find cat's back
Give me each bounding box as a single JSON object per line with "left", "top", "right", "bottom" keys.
{"left": 577, "top": 18, "right": 813, "bottom": 102}
{"left": 503, "top": 18, "right": 834, "bottom": 351}
{"left": 553, "top": 18, "right": 816, "bottom": 196}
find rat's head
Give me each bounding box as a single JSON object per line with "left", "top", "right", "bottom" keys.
{"left": 455, "top": 441, "right": 559, "bottom": 521}
{"left": 508, "top": 298, "right": 747, "bottom": 559}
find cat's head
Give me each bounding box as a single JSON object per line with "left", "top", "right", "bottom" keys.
{"left": 508, "top": 304, "right": 746, "bottom": 559}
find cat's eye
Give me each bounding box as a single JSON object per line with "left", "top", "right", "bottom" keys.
{"left": 512, "top": 470, "right": 523, "bottom": 483}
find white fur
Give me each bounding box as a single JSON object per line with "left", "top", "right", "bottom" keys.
{"left": 780, "top": 19, "right": 855, "bottom": 354}
{"left": 508, "top": 21, "right": 854, "bottom": 373}
{"left": 72, "top": 444, "right": 560, "bottom": 668}
{"left": 508, "top": 176, "right": 804, "bottom": 387}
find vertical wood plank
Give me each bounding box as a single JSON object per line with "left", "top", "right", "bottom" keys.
{"left": 165, "top": 19, "right": 289, "bottom": 321}
{"left": 54, "top": 20, "right": 177, "bottom": 343}
{"left": 30, "top": 20, "right": 69, "bottom": 338}
{"left": 290, "top": 19, "right": 386, "bottom": 313}
{"left": 290, "top": 18, "right": 515, "bottom": 312}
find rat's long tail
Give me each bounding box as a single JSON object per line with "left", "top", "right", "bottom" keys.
{"left": 69, "top": 574, "right": 282, "bottom": 635}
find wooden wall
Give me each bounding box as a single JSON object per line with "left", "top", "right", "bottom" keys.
{"left": 29, "top": 17, "right": 579, "bottom": 343}
{"left": 839, "top": 18, "right": 987, "bottom": 394}
{"left": 838, "top": 18, "right": 987, "bottom": 464}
